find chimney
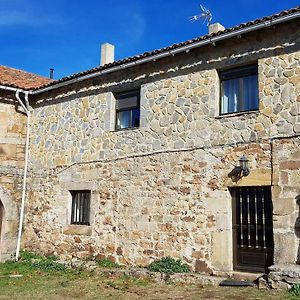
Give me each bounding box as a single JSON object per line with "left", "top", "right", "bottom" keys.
{"left": 49, "top": 68, "right": 54, "bottom": 79}
{"left": 208, "top": 23, "right": 225, "bottom": 34}
{"left": 100, "top": 43, "right": 115, "bottom": 66}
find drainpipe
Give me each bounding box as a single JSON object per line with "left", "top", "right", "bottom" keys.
{"left": 15, "top": 90, "right": 31, "bottom": 261}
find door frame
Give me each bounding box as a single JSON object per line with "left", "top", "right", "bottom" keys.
{"left": 0, "top": 201, "right": 3, "bottom": 249}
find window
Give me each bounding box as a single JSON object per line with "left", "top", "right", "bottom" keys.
{"left": 220, "top": 65, "right": 259, "bottom": 115}
{"left": 70, "top": 190, "right": 91, "bottom": 225}
{"left": 115, "top": 89, "right": 140, "bottom": 130}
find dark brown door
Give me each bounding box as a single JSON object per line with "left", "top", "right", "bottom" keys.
{"left": 231, "top": 187, "right": 274, "bottom": 272}
{"left": 0, "top": 201, "right": 3, "bottom": 244}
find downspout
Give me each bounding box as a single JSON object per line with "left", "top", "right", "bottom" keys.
{"left": 15, "top": 90, "right": 31, "bottom": 261}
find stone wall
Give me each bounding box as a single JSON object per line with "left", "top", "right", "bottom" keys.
{"left": 272, "top": 137, "right": 300, "bottom": 265}
{"left": 25, "top": 142, "right": 272, "bottom": 272}
{"left": 0, "top": 91, "right": 26, "bottom": 260}
{"left": 24, "top": 20, "right": 300, "bottom": 272}
{"left": 30, "top": 21, "right": 300, "bottom": 168}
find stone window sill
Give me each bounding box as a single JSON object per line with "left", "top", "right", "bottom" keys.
{"left": 112, "top": 127, "right": 140, "bottom": 133}
{"left": 215, "top": 110, "right": 259, "bottom": 119}
{"left": 63, "top": 225, "right": 92, "bottom": 236}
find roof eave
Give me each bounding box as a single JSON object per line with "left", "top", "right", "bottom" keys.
{"left": 0, "top": 84, "right": 34, "bottom": 94}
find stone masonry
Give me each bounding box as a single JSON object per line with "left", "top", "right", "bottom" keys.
{"left": 19, "top": 19, "right": 300, "bottom": 274}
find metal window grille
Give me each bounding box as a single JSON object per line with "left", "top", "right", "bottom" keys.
{"left": 70, "top": 190, "right": 91, "bottom": 225}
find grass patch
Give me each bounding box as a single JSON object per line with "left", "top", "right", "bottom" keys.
{"left": 0, "top": 252, "right": 295, "bottom": 299}
{"left": 0, "top": 251, "right": 69, "bottom": 278}
{"left": 289, "top": 283, "right": 300, "bottom": 297}
{"left": 105, "top": 275, "right": 151, "bottom": 291}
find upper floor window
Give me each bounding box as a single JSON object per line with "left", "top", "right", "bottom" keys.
{"left": 70, "top": 190, "right": 91, "bottom": 225}
{"left": 220, "top": 64, "right": 259, "bottom": 115}
{"left": 115, "top": 89, "right": 140, "bottom": 130}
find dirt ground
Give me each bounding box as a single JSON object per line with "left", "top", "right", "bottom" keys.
{"left": 0, "top": 271, "right": 296, "bottom": 300}
{"left": 0, "top": 256, "right": 297, "bottom": 300}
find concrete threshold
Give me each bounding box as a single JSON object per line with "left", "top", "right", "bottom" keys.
{"left": 231, "top": 271, "right": 264, "bottom": 281}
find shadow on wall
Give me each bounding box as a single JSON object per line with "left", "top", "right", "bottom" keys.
{"left": 228, "top": 166, "right": 243, "bottom": 183}
{"left": 295, "top": 195, "right": 300, "bottom": 264}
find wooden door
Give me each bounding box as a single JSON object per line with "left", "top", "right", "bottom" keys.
{"left": 231, "top": 187, "right": 274, "bottom": 272}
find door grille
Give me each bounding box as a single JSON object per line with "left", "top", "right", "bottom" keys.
{"left": 232, "top": 187, "right": 274, "bottom": 272}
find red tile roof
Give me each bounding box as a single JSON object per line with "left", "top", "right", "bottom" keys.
{"left": 0, "top": 65, "right": 53, "bottom": 90}
{"left": 34, "top": 6, "right": 300, "bottom": 92}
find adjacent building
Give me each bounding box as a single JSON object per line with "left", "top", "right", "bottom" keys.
{"left": 0, "top": 66, "right": 51, "bottom": 260}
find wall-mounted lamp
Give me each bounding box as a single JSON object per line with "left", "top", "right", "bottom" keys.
{"left": 239, "top": 154, "right": 250, "bottom": 177}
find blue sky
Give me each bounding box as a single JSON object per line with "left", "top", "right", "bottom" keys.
{"left": 0, "top": 0, "right": 299, "bottom": 79}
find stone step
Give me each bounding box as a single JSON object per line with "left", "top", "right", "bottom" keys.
{"left": 231, "top": 271, "right": 263, "bottom": 281}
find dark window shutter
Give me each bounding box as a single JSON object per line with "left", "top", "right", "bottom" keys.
{"left": 116, "top": 94, "right": 139, "bottom": 110}
{"left": 220, "top": 65, "right": 258, "bottom": 81}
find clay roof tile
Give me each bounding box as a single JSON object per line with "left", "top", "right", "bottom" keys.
{"left": 0, "top": 65, "right": 53, "bottom": 90}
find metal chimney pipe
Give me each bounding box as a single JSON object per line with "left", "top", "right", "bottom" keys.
{"left": 49, "top": 68, "right": 54, "bottom": 79}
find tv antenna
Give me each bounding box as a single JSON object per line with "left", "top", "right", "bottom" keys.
{"left": 190, "top": 5, "right": 212, "bottom": 26}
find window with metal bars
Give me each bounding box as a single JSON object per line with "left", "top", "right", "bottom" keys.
{"left": 70, "top": 190, "right": 91, "bottom": 225}
{"left": 115, "top": 89, "right": 140, "bottom": 130}
{"left": 219, "top": 64, "right": 259, "bottom": 115}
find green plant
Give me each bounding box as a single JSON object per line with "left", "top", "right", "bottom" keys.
{"left": 19, "top": 250, "right": 44, "bottom": 262}
{"left": 32, "top": 259, "right": 68, "bottom": 272}
{"left": 96, "top": 258, "right": 119, "bottom": 268}
{"left": 96, "top": 258, "right": 121, "bottom": 269}
{"left": 19, "top": 250, "right": 68, "bottom": 273}
{"left": 45, "top": 254, "right": 58, "bottom": 261}
{"left": 147, "top": 257, "right": 190, "bottom": 274}
{"left": 289, "top": 284, "right": 300, "bottom": 297}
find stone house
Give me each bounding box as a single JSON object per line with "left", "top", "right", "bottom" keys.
{"left": 0, "top": 6, "right": 299, "bottom": 276}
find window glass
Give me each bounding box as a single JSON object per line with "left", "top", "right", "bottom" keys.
{"left": 242, "top": 75, "right": 259, "bottom": 111}
{"left": 132, "top": 107, "right": 140, "bottom": 128}
{"left": 220, "top": 65, "right": 258, "bottom": 114}
{"left": 116, "top": 110, "right": 131, "bottom": 129}
{"left": 221, "top": 78, "right": 239, "bottom": 114}
{"left": 115, "top": 89, "right": 140, "bottom": 130}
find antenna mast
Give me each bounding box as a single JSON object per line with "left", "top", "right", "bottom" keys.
{"left": 190, "top": 4, "right": 213, "bottom": 26}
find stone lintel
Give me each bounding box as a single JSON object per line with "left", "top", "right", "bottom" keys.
{"left": 225, "top": 169, "right": 271, "bottom": 187}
